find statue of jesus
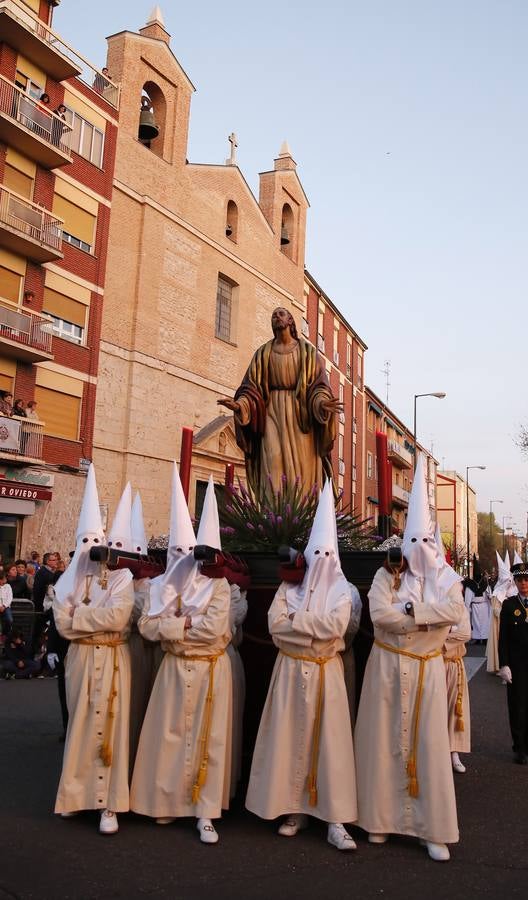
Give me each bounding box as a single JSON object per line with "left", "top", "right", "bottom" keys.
{"left": 218, "top": 307, "right": 341, "bottom": 500}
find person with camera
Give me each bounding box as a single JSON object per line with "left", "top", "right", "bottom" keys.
{"left": 130, "top": 472, "right": 232, "bottom": 845}
{"left": 355, "top": 455, "right": 464, "bottom": 862}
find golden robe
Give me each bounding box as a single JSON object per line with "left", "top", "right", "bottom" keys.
{"left": 246, "top": 583, "right": 358, "bottom": 824}
{"left": 443, "top": 606, "right": 471, "bottom": 753}
{"left": 130, "top": 579, "right": 233, "bottom": 820}
{"left": 355, "top": 567, "right": 464, "bottom": 844}
{"left": 235, "top": 339, "right": 335, "bottom": 497}
{"left": 54, "top": 574, "right": 134, "bottom": 814}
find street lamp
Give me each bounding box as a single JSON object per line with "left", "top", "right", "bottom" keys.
{"left": 489, "top": 499, "right": 503, "bottom": 540}
{"left": 466, "top": 465, "right": 486, "bottom": 578}
{"left": 413, "top": 392, "right": 446, "bottom": 471}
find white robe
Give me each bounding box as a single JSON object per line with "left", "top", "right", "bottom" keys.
{"left": 465, "top": 586, "right": 491, "bottom": 640}
{"left": 246, "top": 583, "right": 358, "bottom": 824}
{"left": 355, "top": 567, "right": 464, "bottom": 844}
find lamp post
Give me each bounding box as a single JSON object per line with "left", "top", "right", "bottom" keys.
{"left": 466, "top": 465, "right": 486, "bottom": 578}
{"left": 413, "top": 392, "right": 446, "bottom": 471}
{"left": 489, "top": 499, "right": 503, "bottom": 540}
{"left": 502, "top": 514, "right": 512, "bottom": 556}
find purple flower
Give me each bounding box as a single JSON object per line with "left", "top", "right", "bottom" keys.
{"left": 220, "top": 526, "right": 235, "bottom": 535}
{"left": 276, "top": 516, "right": 283, "bottom": 525}
{"left": 281, "top": 473, "right": 287, "bottom": 484}
{"left": 268, "top": 512, "right": 276, "bottom": 525}
{"left": 258, "top": 524, "right": 264, "bottom": 532}
{"left": 246, "top": 523, "right": 255, "bottom": 531}
{"left": 225, "top": 504, "right": 234, "bottom": 513}
{"left": 293, "top": 517, "right": 299, "bottom": 524}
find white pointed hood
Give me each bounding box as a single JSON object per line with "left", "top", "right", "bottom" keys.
{"left": 286, "top": 479, "right": 352, "bottom": 616}
{"left": 513, "top": 550, "right": 523, "bottom": 566}
{"left": 402, "top": 455, "right": 439, "bottom": 578}
{"left": 107, "top": 482, "right": 133, "bottom": 551}
{"left": 55, "top": 464, "right": 106, "bottom": 605}
{"left": 131, "top": 491, "right": 148, "bottom": 555}
{"left": 503, "top": 550, "right": 511, "bottom": 569}
{"left": 196, "top": 476, "right": 221, "bottom": 549}
{"left": 493, "top": 550, "right": 516, "bottom": 602}
{"left": 148, "top": 463, "right": 215, "bottom": 618}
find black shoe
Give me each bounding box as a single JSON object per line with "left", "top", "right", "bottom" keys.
{"left": 514, "top": 752, "right": 527, "bottom": 765}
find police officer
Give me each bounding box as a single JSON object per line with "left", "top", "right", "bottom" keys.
{"left": 498, "top": 563, "right": 528, "bottom": 764}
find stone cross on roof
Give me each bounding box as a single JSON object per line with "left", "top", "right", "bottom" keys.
{"left": 226, "top": 132, "right": 238, "bottom": 166}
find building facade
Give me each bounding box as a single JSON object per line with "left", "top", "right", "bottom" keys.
{"left": 93, "top": 10, "right": 309, "bottom": 534}
{"left": 303, "top": 270, "right": 367, "bottom": 515}
{"left": 0, "top": 0, "right": 119, "bottom": 557}
{"left": 364, "top": 386, "right": 438, "bottom": 534}
{"left": 437, "top": 470, "right": 477, "bottom": 572}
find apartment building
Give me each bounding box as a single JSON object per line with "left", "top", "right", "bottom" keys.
{"left": 437, "top": 470, "right": 478, "bottom": 570}
{"left": 364, "top": 386, "right": 438, "bottom": 534}
{"left": 303, "top": 270, "right": 367, "bottom": 516}
{"left": 0, "top": 0, "right": 118, "bottom": 557}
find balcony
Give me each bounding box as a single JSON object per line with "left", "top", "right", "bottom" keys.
{"left": 0, "top": 415, "right": 44, "bottom": 462}
{"left": 392, "top": 483, "right": 410, "bottom": 507}
{"left": 0, "top": 186, "right": 63, "bottom": 263}
{"left": 387, "top": 438, "right": 413, "bottom": 469}
{"left": 0, "top": 0, "right": 82, "bottom": 81}
{"left": 0, "top": 75, "right": 72, "bottom": 168}
{"left": 0, "top": 299, "right": 54, "bottom": 362}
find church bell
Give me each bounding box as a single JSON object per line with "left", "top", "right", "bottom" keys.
{"left": 138, "top": 98, "right": 159, "bottom": 143}
{"left": 280, "top": 224, "right": 290, "bottom": 245}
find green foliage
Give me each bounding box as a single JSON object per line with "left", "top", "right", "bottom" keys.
{"left": 218, "top": 476, "right": 381, "bottom": 552}
{"left": 477, "top": 511, "right": 502, "bottom": 574}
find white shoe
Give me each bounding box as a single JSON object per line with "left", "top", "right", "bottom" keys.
{"left": 156, "top": 817, "right": 176, "bottom": 825}
{"left": 60, "top": 811, "right": 78, "bottom": 818}
{"left": 327, "top": 823, "right": 356, "bottom": 850}
{"left": 425, "top": 841, "right": 450, "bottom": 861}
{"left": 451, "top": 753, "right": 466, "bottom": 774}
{"left": 196, "top": 818, "right": 219, "bottom": 844}
{"left": 368, "top": 833, "right": 388, "bottom": 844}
{"left": 99, "top": 809, "right": 118, "bottom": 835}
{"left": 278, "top": 814, "right": 309, "bottom": 837}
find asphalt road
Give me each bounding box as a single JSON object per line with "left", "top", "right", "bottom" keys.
{"left": 1, "top": 647, "right": 527, "bottom": 900}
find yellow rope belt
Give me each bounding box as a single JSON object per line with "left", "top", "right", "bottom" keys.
{"left": 374, "top": 640, "right": 442, "bottom": 798}
{"left": 74, "top": 637, "right": 128, "bottom": 767}
{"left": 185, "top": 650, "right": 225, "bottom": 805}
{"left": 280, "top": 649, "right": 333, "bottom": 807}
{"left": 444, "top": 655, "right": 466, "bottom": 732}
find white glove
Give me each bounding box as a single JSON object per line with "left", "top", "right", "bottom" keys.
{"left": 47, "top": 652, "right": 59, "bottom": 671}
{"left": 498, "top": 665, "right": 512, "bottom": 684}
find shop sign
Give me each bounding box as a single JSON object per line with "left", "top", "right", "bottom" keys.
{"left": 0, "top": 481, "right": 52, "bottom": 501}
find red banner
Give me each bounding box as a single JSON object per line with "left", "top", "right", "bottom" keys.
{"left": 0, "top": 481, "right": 52, "bottom": 501}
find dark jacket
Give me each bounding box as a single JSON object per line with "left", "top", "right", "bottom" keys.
{"left": 31, "top": 566, "right": 59, "bottom": 613}
{"left": 498, "top": 595, "right": 528, "bottom": 668}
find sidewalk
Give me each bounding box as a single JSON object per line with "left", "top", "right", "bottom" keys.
{"left": 1, "top": 647, "right": 527, "bottom": 899}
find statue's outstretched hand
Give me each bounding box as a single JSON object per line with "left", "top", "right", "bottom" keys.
{"left": 217, "top": 397, "right": 241, "bottom": 414}
{"left": 320, "top": 397, "right": 344, "bottom": 415}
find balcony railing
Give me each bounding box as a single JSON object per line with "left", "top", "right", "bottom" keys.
{"left": 0, "top": 186, "right": 63, "bottom": 262}
{"left": 0, "top": 298, "right": 54, "bottom": 356}
{"left": 387, "top": 438, "right": 413, "bottom": 469}
{"left": 0, "top": 75, "right": 73, "bottom": 166}
{"left": 0, "top": 414, "right": 44, "bottom": 461}
{"left": 392, "top": 483, "right": 410, "bottom": 505}
{"left": 0, "top": 1, "right": 119, "bottom": 107}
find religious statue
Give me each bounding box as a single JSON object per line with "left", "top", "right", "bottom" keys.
{"left": 218, "top": 307, "right": 341, "bottom": 499}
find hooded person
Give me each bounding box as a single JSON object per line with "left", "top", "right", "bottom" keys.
{"left": 464, "top": 553, "right": 491, "bottom": 644}
{"left": 53, "top": 465, "right": 134, "bottom": 834}
{"left": 245, "top": 479, "right": 358, "bottom": 851}
{"left": 437, "top": 523, "right": 471, "bottom": 774}
{"left": 498, "top": 560, "right": 528, "bottom": 763}
{"left": 226, "top": 572, "right": 248, "bottom": 799}
{"left": 486, "top": 551, "right": 517, "bottom": 675}
{"left": 354, "top": 454, "right": 465, "bottom": 862}
{"left": 130, "top": 469, "right": 232, "bottom": 844}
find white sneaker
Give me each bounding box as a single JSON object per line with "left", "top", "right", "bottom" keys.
{"left": 425, "top": 841, "right": 450, "bottom": 861}
{"left": 327, "top": 823, "right": 356, "bottom": 850}
{"left": 196, "top": 818, "right": 219, "bottom": 844}
{"left": 156, "top": 817, "right": 176, "bottom": 825}
{"left": 99, "top": 809, "right": 118, "bottom": 835}
{"left": 451, "top": 752, "right": 466, "bottom": 774}
{"left": 278, "top": 814, "right": 309, "bottom": 837}
{"left": 368, "top": 833, "right": 388, "bottom": 844}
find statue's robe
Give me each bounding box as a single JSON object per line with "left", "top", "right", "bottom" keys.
{"left": 234, "top": 339, "right": 335, "bottom": 498}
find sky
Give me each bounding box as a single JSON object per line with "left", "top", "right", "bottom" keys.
{"left": 54, "top": 0, "right": 528, "bottom": 536}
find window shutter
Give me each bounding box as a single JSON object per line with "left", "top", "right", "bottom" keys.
{"left": 52, "top": 196, "right": 95, "bottom": 246}
{"left": 42, "top": 288, "right": 87, "bottom": 327}
{"left": 34, "top": 386, "right": 81, "bottom": 440}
